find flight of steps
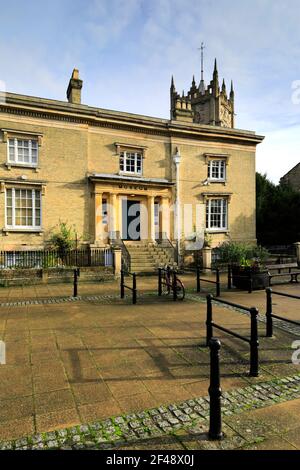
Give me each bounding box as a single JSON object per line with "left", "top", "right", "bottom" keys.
{"left": 124, "top": 242, "right": 176, "bottom": 274}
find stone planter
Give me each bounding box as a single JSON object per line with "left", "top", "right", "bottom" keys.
{"left": 231, "top": 265, "right": 269, "bottom": 290}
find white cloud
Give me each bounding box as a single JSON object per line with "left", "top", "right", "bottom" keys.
{"left": 257, "top": 125, "right": 300, "bottom": 183}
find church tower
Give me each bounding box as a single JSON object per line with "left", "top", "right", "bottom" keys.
{"left": 170, "top": 59, "right": 235, "bottom": 128}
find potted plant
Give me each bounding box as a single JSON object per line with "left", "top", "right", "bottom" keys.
{"left": 215, "top": 242, "right": 270, "bottom": 290}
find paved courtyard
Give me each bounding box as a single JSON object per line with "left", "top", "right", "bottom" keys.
{"left": 0, "top": 276, "right": 300, "bottom": 445}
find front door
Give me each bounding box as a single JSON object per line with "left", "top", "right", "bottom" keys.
{"left": 122, "top": 200, "right": 141, "bottom": 241}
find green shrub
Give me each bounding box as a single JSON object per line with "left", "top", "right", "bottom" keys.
{"left": 215, "top": 241, "right": 269, "bottom": 268}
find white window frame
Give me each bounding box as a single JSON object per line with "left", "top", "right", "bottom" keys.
{"left": 206, "top": 198, "right": 228, "bottom": 231}
{"left": 119, "top": 151, "right": 143, "bottom": 176}
{"left": 7, "top": 137, "right": 38, "bottom": 167}
{"left": 5, "top": 188, "right": 42, "bottom": 230}
{"left": 208, "top": 160, "right": 226, "bottom": 182}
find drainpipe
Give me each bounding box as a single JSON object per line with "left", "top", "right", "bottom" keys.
{"left": 173, "top": 147, "right": 181, "bottom": 266}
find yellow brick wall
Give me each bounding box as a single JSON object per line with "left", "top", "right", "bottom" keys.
{"left": 0, "top": 110, "right": 259, "bottom": 251}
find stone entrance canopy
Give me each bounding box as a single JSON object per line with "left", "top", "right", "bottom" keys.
{"left": 89, "top": 174, "right": 174, "bottom": 245}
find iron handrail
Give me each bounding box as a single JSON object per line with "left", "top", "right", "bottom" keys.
{"left": 206, "top": 294, "right": 259, "bottom": 377}
{"left": 266, "top": 288, "right": 300, "bottom": 337}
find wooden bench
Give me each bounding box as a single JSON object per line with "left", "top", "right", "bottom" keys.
{"left": 269, "top": 271, "right": 300, "bottom": 285}
{"left": 267, "top": 263, "right": 298, "bottom": 274}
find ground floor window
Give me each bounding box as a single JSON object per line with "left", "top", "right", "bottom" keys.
{"left": 6, "top": 188, "right": 41, "bottom": 229}
{"left": 206, "top": 198, "right": 227, "bottom": 230}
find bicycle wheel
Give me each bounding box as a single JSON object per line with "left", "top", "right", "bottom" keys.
{"left": 176, "top": 279, "right": 185, "bottom": 300}
{"left": 162, "top": 277, "right": 171, "bottom": 296}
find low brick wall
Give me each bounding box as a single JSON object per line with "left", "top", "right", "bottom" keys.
{"left": 0, "top": 266, "right": 114, "bottom": 287}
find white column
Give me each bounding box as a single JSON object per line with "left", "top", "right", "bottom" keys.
{"left": 161, "top": 196, "right": 170, "bottom": 239}
{"left": 94, "top": 192, "right": 103, "bottom": 244}
{"left": 148, "top": 195, "right": 155, "bottom": 241}
{"left": 109, "top": 193, "right": 117, "bottom": 240}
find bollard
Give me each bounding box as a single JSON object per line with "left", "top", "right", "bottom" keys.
{"left": 208, "top": 338, "right": 223, "bottom": 440}
{"left": 216, "top": 268, "right": 221, "bottom": 297}
{"left": 73, "top": 268, "right": 78, "bottom": 297}
{"left": 158, "top": 268, "right": 162, "bottom": 296}
{"left": 172, "top": 271, "right": 177, "bottom": 301}
{"left": 206, "top": 294, "right": 213, "bottom": 346}
{"left": 132, "top": 273, "right": 137, "bottom": 305}
{"left": 120, "top": 270, "right": 125, "bottom": 299}
{"left": 196, "top": 266, "right": 201, "bottom": 293}
{"left": 266, "top": 288, "right": 273, "bottom": 337}
{"left": 227, "top": 265, "right": 232, "bottom": 290}
{"left": 249, "top": 307, "right": 259, "bottom": 377}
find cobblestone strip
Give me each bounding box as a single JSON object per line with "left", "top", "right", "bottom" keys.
{"left": 0, "top": 293, "right": 121, "bottom": 307}
{"left": 1, "top": 373, "right": 300, "bottom": 450}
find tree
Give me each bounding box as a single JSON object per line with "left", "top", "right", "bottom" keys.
{"left": 256, "top": 172, "right": 300, "bottom": 245}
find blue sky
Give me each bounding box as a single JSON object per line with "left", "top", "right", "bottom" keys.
{"left": 1, "top": 0, "right": 300, "bottom": 183}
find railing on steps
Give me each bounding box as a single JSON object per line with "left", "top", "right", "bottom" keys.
{"left": 119, "top": 240, "right": 131, "bottom": 274}
{"left": 156, "top": 234, "right": 177, "bottom": 265}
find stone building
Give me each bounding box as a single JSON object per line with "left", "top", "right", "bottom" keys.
{"left": 280, "top": 163, "right": 300, "bottom": 191}
{"left": 0, "top": 61, "right": 264, "bottom": 269}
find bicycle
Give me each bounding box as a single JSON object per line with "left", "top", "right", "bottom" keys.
{"left": 161, "top": 265, "right": 185, "bottom": 300}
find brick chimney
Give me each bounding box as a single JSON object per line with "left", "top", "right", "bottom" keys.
{"left": 67, "top": 69, "right": 83, "bottom": 104}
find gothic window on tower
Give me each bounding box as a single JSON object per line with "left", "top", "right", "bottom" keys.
{"left": 208, "top": 160, "right": 226, "bottom": 182}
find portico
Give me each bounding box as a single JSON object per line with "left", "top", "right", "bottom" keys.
{"left": 90, "top": 174, "right": 173, "bottom": 246}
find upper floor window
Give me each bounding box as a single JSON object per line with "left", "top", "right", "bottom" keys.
{"left": 206, "top": 198, "right": 227, "bottom": 231}
{"left": 208, "top": 160, "right": 226, "bottom": 181}
{"left": 6, "top": 188, "right": 41, "bottom": 229}
{"left": 120, "top": 151, "right": 142, "bottom": 176}
{"left": 8, "top": 138, "right": 38, "bottom": 166}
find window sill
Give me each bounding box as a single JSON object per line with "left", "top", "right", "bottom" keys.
{"left": 2, "top": 228, "right": 44, "bottom": 235}
{"left": 207, "top": 179, "right": 227, "bottom": 184}
{"left": 205, "top": 229, "right": 230, "bottom": 234}
{"left": 5, "top": 163, "right": 40, "bottom": 172}
{"left": 119, "top": 171, "right": 143, "bottom": 178}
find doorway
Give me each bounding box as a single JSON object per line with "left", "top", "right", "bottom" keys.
{"left": 122, "top": 200, "right": 141, "bottom": 241}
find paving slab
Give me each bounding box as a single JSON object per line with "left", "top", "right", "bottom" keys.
{"left": 0, "top": 278, "right": 300, "bottom": 442}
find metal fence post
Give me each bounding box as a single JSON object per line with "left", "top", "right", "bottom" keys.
{"left": 266, "top": 288, "right": 273, "bottom": 337}
{"left": 227, "top": 265, "right": 232, "bottom": 290}
{"left": 158, "top": 268, "right": 162, "bottom": 296}
{"left": 73, "top": 268, "right": 78, "bottom": 297}
{"left": 206, "top": 294, "right": 213, "bottom": 346}
{"left": 216, "top": 268, "right": 221, "bottom": 297}
{"left": 249, "top": 307, "right": 259, "bottom": 377}
{"left": 208, "top": 338, "right": 223, "bottom": 440}
{"left": 173, "top": 271, "right": 177, "bottom": 301}
{"left": 132, "top": 273, "right": 137, "bottom": 305}
{"left": 120, "top": 270, "right": 125, "bottom": 299}
{"left": 196, "top": 266, "right": 201, "bottom": 293}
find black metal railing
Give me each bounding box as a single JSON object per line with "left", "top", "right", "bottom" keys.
{"left": 206, "top": 294, "right": 259, "bottom": 377}
{"left": 0, "top": 248, "right": 113, "bottom": 269}
{"left": 185, "top": 266, "right": 221, "bottom": 297}
{"left": 157, "top": 266, "right": 183, "bottom": 301}
{"left": 266, "top": 288, "right": 300, "bottom": 337}
{"left": 120, "top": 270, "right": 137, "bottom": 305}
